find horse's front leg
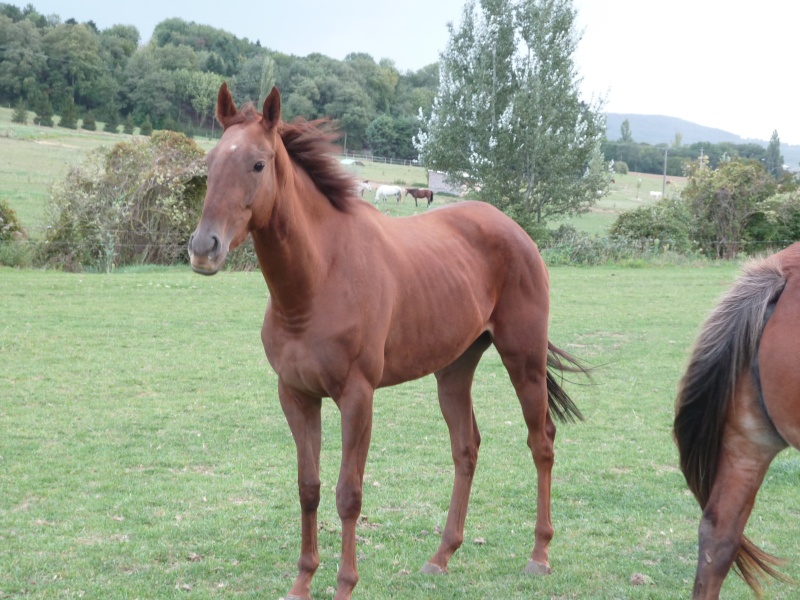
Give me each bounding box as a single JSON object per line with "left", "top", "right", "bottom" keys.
{"left": 333, "top": 377, "right": 375, "bottom": 600}
{"left": 279, "top": 380, "right": 323, "bottom": 600}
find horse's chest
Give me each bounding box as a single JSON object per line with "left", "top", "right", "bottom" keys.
{"left": 261, "top": 323, "right": 356, "bottom": 399}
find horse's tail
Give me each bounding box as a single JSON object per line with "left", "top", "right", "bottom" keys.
{"left": 430, "top": 191, "right": 434, "bottom": 205}
{"left": 546, "top": 341, "right": 588, "bottom": 423}
{"left": 674, "top": 254, "right": 787, "bottom": 591}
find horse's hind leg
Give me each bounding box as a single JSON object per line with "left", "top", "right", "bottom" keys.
{"left": 492, "top": 310, "right": 555, "bottom": 574}
{"left": 692, "top": 376, "right": 785, "bottom": 599}
{"left": 422, "top": 333, "right": 492, "bottom": 574}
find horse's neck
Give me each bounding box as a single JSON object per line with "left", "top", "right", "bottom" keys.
{"left": 252, "top": 158, "right": 336, "bottom": 317}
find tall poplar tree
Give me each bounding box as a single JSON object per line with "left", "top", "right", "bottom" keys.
{"left": 765, "top": 129, "right": 783, "bottom": 180}
{"left": 416, "top": 0, "right": 607, "bottom": 232}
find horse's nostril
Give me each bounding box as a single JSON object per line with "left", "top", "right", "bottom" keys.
{"left": 211, "top": 235, "right": 220, "bottom": 255}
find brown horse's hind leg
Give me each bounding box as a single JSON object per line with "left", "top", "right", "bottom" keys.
{"left": 692, "top": 377, "right": 785, "bottom": 599}
{"left": 422, "top": 333, "right": 492, "bottom": 574}
{"left": 278, "top": 381, "right": 323, "bottom": 600}
{"left": 493, "top": 314, "right": 555, "bottom": 574}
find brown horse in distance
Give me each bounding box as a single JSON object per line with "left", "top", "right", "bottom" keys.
{"left": 675, "top": 242, "right": 800, "bottom": 598}
{"left": 188, "top": 83, "right": 587, "bottom": 600}
{"left": 405, "top": 186, "right": 434, "bottom": 207}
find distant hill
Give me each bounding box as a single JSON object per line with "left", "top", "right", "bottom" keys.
{"left": 606, "top": 113, "right": 800, "bottom": 169}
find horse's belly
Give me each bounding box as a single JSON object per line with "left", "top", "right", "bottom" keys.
{"left": 378, "top": 308, "right": 488, "bottom": 387}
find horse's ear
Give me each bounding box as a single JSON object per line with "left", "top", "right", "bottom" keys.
{"left": 262, "top": 86, "right": 281, "bottom": 131}
{"left": 216, "top": 82, "right": 238, "bottom": 129}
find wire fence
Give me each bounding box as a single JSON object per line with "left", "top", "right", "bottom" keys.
{"left": 341, "top": 150, "right": 419, "bottom": 168}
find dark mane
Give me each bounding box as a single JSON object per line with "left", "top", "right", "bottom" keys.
{"left": 279, "top": 119, "right": 357, "bottom": 212}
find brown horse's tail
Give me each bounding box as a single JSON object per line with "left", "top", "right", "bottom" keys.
{"left": 546, "top": 342, "right": 589, "bottom": 423}
{"left": 674, "top": 254, "right": 787, "bottom": 592}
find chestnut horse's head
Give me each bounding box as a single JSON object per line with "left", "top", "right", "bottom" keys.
{"left": 188, "top": 82, "right": 282, "bottom": 275}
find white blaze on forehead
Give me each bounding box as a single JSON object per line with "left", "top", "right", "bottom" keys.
{"left": 228, "top": 144, "right": 238, "bottom": 152}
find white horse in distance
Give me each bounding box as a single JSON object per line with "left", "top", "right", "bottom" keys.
{"left": 355, "top": 181, "right": 372, "bottom": 197}
{"left": 374, "top": 184, "right": 403, "bottom": 204}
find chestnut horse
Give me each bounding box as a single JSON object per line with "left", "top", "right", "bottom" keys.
{"left": 189, "top": 83, "right": 587, "bottom": 600}
{"left": 405, "top": 187, "right": 434, "bottom": 207}
{"left": 675, "top": 242, "right": 800, "bottom": 598}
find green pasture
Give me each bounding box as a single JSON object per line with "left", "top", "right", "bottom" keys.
{"left": 553, "top": 172, "right": 686, "bottom": 235}
{"left": 3, "top": 264, "right": 800, "bottom": 599}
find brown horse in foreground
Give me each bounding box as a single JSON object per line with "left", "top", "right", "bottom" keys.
{"left": 405, "top": 186, "right": 434, "bottom": 207}
{"left": 188, "top": 83, "right": 587, "bottom": 600}
{"left": 675, "top": 242, "right": 800, "bottom": 599}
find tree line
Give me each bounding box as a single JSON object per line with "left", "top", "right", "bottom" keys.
{"left": 603, "top": 119, "right": 787, "bottom": 179}
{"left": 3, "top": 3, "right": 786, "bottom": 177}
{"left": 0, "top": 3, "right": 438, "bottom": 159}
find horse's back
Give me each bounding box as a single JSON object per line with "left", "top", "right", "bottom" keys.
{"left": 359, "top": 200, "right": 549, "bottom": 385}
{"left": 414, "top": 201, "right": 540, "bottom": 257}
{"left": 384, "top": 201, "right": 548, "bottom": 328}
{"left": 758, "top": 242, "right": 800, "bottom": 448}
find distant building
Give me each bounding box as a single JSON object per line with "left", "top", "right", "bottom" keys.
{"left": 428, "top": 171, "right": 463, "bottom": 196}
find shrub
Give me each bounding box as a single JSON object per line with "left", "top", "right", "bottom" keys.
{"left": 613, "top": 160, "right": 629, "bottom": 175}
{"left": 0, "top": 199, "right": 26, "bottom": 242}
{"left": 609, "top": 196, "right": 693, "bottom": 253}
{"left": 0, "top": 199, "right": 31, "bottom": 267}
{"left": 683, "top": 158, "right": 776, "bottom": 258}
{"left": 59, "top": 99, "right": 78, "bottom": 129}
{"left": 744, "top": 192, "right": 800, "bottom": 252}
{"left": 541, "top": 228, "right": 646, "bottom": 266}
{"left": 33, "top": 104, "right": 54, "bottom": 127}
{"left": 139, "top": 116, "right": 153, "bottom": 136}
{"left": 11, "top": 99, "right": 28, "bottom": 125}
{"left": 103, "top": 112, "right": 120, "bottom": 133}
{"left": 81, "top": 112, "right": 97, "bottom": 131}
{"left": 41, "top": 131, "right": 206, "bottom": 271}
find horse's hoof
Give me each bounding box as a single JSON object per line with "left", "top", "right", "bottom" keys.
{"left": 420, "top": 562, "right": 448, "bottom": 575}
{"left": 524, "top": 560, "right": 552, "bottom": 575}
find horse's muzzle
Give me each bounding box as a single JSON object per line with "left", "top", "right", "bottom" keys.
{"left": 188, "top": 231, "right": 224, "bottom": 275}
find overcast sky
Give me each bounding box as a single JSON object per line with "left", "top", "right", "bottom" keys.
{"left": 27, "top": 0, "right": 800, "bottom": 145}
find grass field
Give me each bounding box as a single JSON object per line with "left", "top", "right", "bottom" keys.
{"left": 3, "top": 104, "right": 796, "bottom": 598}
{"left": 3, "top": 263, "right": 800, "bottom": 599}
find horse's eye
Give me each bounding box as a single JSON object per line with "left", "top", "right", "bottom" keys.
{"left": 253, "top": 161, "right": 265, "bottom": 173}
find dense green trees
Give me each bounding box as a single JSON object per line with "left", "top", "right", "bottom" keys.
{"left": 0, "top": 3, "right": 438, "bottom": 157}
{"left": 602, "top": 139, "right": 770, "bottom": 177}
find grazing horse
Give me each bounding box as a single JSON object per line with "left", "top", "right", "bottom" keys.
{"left": 374, "top": 184, "right": 402, "bottom": 204}
{"left": 405, "top": 187, "right": 434, "bottom": 207}
{"left": 188, "top": 83, "right": 587, "bottom": 600}
{"left": 355, "top": 180, "right": 372, "bottom": 197}
{"left": 674, "top": 242, "right": 800, "bottom": 599}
